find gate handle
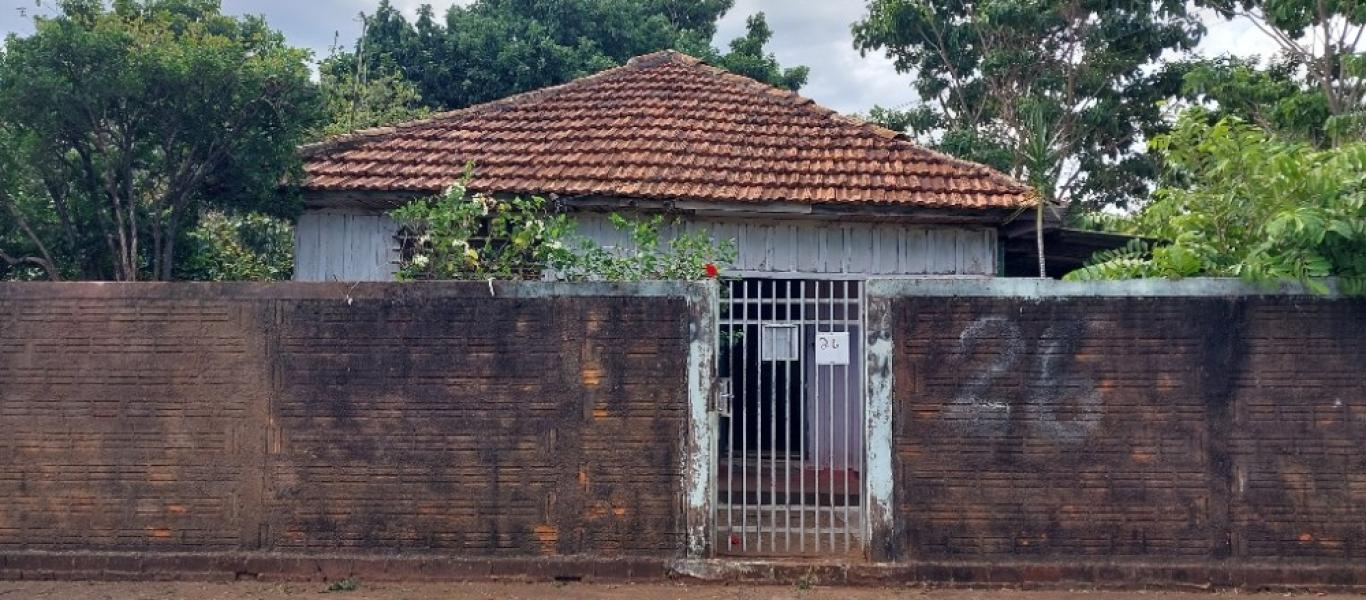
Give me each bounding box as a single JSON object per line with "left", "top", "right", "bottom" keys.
{"left": 714, "top": 377, "right": 733, "bottom": 417}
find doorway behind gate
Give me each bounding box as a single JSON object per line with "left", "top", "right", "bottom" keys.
{"left": 716, "top": 278, "right": 865, "bottom": 558}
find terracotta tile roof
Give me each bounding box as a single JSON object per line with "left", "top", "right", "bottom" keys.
{"left": 300, "top": 51, "right": 1035, "bottom": 211}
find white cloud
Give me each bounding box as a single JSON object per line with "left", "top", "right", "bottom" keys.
{"left": 1196, "top": 8, "right": 1280, "bottom": 60}
{"left": 716, "top": 1, "right": 1286, "bottom": 114}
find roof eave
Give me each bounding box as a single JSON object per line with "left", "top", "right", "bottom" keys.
{"left": 302, "top": 188, "right": 1027, "bottom": 225}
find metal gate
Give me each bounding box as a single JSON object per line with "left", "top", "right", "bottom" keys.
{"left": 715, "top": 278, "right": 866, "bottom": 557}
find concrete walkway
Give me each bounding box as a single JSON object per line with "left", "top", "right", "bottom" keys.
{"left": 1, "top": 582, "right": 1362, "bottom": 599}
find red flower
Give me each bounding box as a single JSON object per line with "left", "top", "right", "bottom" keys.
{"left": 704, "top": 263, "right": 719, "bottom": 278}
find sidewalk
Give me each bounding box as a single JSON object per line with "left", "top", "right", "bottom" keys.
{"left": 1, "top": 582, "right": 1362, "bottom": 600}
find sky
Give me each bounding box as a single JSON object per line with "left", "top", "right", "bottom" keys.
{"left": 1, "top": 0, "right": 1282, "bottom": 114}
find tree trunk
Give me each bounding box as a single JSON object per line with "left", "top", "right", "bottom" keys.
{"left": 1036, "top": 199, "right": 1047, "bottom": 278}
{"left": 0, "top": 189, "right": 63, "bottom": 281}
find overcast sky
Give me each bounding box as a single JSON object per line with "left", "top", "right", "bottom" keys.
{"left": 2, "top": 0, "right": 1281, "bottom": 114}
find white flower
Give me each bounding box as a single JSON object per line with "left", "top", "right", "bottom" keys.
{"left": 411, "top": 254, "right": 430, "bottom": 267}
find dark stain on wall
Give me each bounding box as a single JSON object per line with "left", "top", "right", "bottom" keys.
{"left": 2, "top": 283, "right": 1364, "bottom": 574}
{"left": 890, "top": 295, "right": 1366, "bottom": 564}
{"left": 0, "top": 284, "right": 690, "bottom": 558}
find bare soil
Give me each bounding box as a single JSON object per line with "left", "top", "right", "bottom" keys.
{"left": 0, "top": 582, "right": 1359, "bottom": 600}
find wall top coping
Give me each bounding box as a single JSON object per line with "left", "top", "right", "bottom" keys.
{"left": 866, "top": 277, "right": 1349, "bottom": 299}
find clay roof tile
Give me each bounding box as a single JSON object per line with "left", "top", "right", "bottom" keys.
{"left": 299, "top": 50, "right": 1033, "bottom": 212}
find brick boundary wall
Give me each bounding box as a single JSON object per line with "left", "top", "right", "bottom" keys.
{"left": 0, "top": 282, "right": 707, "bottom": 582}
{"left": 4, "top": 279, "right": 1366, "bottom": 589}
{"left": 862, "top": 279, "right": 1366, "bottom": 589}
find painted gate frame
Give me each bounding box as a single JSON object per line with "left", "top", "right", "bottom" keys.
{"left": 683, "top": 278, "right": 898, "bottom": 561}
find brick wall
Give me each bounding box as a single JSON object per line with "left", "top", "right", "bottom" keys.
{"left": 889, "top": 295, "right": 1366, "bottom": 565}
{"left": 5, "top": 281, "right": 1366, "bottom": 584}
{"left": 0, "top": 283, "right": 694, "bottom": 559}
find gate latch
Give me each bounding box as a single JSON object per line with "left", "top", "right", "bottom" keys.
{"left": 714, "top": 377, "right": 733, "bottom": 417}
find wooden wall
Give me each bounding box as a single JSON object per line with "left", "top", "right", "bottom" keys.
{"left": 293, "top": 210, "right": 999, "bottom": 282}
{"left": 294, "top": 210, "right": 401, "bottom": 282}
{"left": 573, "top": 213, "right": 998, "bottom": 278}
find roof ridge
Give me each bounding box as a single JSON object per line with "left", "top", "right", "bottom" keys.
{"left": 301, "top": 49, "right": 1037, "bottom": 210}
{"left": 670, "top": 57, "right": 1032, "bottom": 194}
{"left": 300, "top": 50, "right": 697, "bottom": 158}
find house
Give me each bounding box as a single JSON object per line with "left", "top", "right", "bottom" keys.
{"left": 295, "top": 50, "right": 1037, "bottom": 556}
{"left": 295, "top": 50, "right": 1035, "bottom": 283}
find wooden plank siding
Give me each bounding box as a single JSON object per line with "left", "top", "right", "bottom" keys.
{"left": 294, "top": 210, "right": 401, "bottom": 282}
{"left": 293, "top": 210, "right": 998, "bottom": 281}
{"left": 571, "top": 213, "right": 998, "bottom": 279}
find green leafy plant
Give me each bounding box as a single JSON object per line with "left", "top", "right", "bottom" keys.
{"left": 389, "top": 176, "right": 573, "bottom": 281}
{"left": 1067, "top": 115, "right": 1366, "bottom": 294}
{"left": 179, "top": 210, "right": 294, "bottom": 281}
{"left": 553, "top": 213, "right": 738, "bottom": 282}
{"left": 389, "top": 174, "right": 737, "bottom": 282}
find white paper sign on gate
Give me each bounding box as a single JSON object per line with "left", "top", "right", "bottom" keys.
{"left": 814, "top": 332, "right": 849, "bottom": 365}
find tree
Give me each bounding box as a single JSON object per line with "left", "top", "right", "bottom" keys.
{"left": 1179, "top": 55, "right": 1337, "bottom": 145}
{"left": 328, "top": 0, "right": 806, "bottom": 115}
{"left": 1182, "top": 0, "right": 1365, "bottom": 146}
{"left": 1065, "top": 114, "right": 1366, "bottom": 294}
{"left": 179, "top": 210, "right": 294, "bottom": 281}
{"left": 316, "top": 56, "right": 429, "bottom": 139}
{"left": 852, "top": 0, "right": 1203, "bottom": 213}
{"left": 0, "top": 0, "right": 320, "bottom": 281}
{"left": 687, "top": 13, "right": 809, "bottom": 92}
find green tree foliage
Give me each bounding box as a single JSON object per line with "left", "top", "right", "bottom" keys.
{"left": 852, "top": 0, "right": 1203, "bottom": 212}
{"left": 316, "top": 61, "right": 429, "bottom": 139}
{"left": 0, "top": 0, "right": 321, "bottom": 281}
{"left": 1180, "top": 56, "right": 1337, "bottom": 145}
{"left": 688, "top": 13, "right": 810, "bottom": 93}
{"left": 1183, "top": 0, "right": 1365, "bottom": 146}
{"left": 323, "top": 0, "right": 806, "bottom": 118}
{"left": 0, "top": 122, "right": 61, "bottom": 280}
{"left": 1065, "top": 115, "right": 1366, "bottom": 294}
{"left": 390, "top": 174, "right": 736, "bottom": 281}
{"left": 179, "top": 210, "right": 294, "bottom": 281}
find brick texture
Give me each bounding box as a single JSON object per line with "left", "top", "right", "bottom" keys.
{"left": 889, "top": 296, "right": 1366, "bottom": 564}
{"left": 0, "top": 284, "right": 690, "bottom": 559}
{"left": 4, "top": 284, "right": 1366, "bottom": 586}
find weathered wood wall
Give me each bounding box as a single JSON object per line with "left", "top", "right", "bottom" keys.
{"left": 573, "top": 213, "right": 997, "bottom": 278}
{"left": 294, "top": 211, "right": 401, "bottom": 282}
{"left": 292, "top": 210, "right": 998, "bottom": 282}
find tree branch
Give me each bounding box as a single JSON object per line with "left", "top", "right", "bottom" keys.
{"left": 0, "top": 189, "right": 62, "bottom": 281}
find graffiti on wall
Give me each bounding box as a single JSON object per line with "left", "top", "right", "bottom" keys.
{"left": 944, "top": 316, "right": 1101, "bottom": 444}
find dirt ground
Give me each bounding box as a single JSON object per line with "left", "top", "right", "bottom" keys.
{"left": 0, "top": 582, "right": 1361, "bottom": 600}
